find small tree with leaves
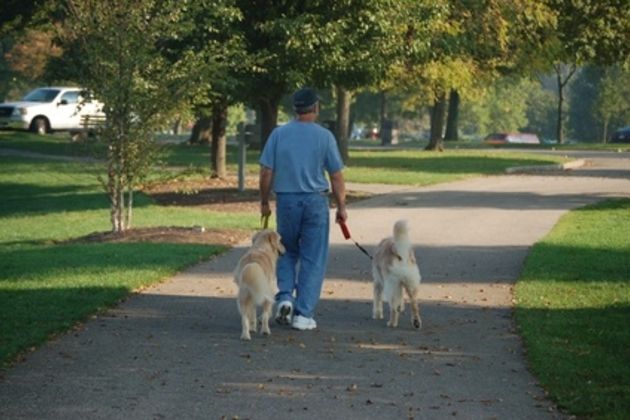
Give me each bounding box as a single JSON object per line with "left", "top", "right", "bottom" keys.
{"left": 60, "top": 0, "right": 221, "bottom": 232}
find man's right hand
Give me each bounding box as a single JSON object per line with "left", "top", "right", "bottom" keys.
{"left": 261, "top": 202, "right": 272, "bottom": 218}
{"left": 335, "top": 207, "right": 347, "bottom": 224}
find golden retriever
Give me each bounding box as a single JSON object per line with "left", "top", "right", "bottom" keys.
{"left": 372, "top": 220, "right": 422, "bottom": 329}
{"left": 234, "top": 229, "right": 285, "bottom": 340}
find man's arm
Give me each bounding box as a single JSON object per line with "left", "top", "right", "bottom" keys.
{"left": 330, "top": 170, "right": 347, "bottom": 223}
{"left": 259, "top": 166, "right": 273, "bottom": 217}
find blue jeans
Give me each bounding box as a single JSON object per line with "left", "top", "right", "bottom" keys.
{"left": 275, "top": 192, "right": 330, "bottom": 318}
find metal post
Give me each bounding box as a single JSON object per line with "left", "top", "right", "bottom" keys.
{"left": 238, "top": 122, "right": 246, "bottom": 193}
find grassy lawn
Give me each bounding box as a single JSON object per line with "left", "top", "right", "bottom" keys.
{"left": 345, "top": 149, "right": 566, "bottom": 185}
{"left": 2, "top": 131, "right": 571, "bottom": 186}
{"left": 515, "top": 199, "right": 630, "bottom": 419}
{"left": 0, "top": 155, "right": 259, "bottom": 366}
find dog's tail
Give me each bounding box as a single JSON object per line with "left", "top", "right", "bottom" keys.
{"left": 239, "top": 263, "right": 275, "bottom": 305}
{"left": 393, "top": 219, "right": 410, "bottom": 241}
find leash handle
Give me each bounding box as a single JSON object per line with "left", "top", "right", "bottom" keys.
{"left": 339, "top": 220, "right": 372, "bottom": 260}
{"left": 339, "top": 220, "right": 351, "bottom": 239}
{"left": 261, "top": 214, "right": 270, "bottom": 229}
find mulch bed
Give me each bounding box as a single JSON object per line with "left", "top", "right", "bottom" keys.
{"left": 67, "top": 176, "right": 373, "bottom": 245}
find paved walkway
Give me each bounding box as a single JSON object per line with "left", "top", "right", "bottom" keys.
{"left": 1, "top": 151, "right": 629, "bottom": 419}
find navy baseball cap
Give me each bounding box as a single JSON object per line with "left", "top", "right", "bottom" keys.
{"left": 293, "top": 87, "right": 320, "bottom": 108}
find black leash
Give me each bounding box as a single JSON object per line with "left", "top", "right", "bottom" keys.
{"left": 339, "top": 220, "right": 373, "bottom": 260}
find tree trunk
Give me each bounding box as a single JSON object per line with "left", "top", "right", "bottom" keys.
{"left": 335, "top": 85, "right": 351, "bottom": 163}
{"left": 444, "top": 89, "right": 460, "bottom": 141}
{"left": 554, "top": 64, "right": 577, "bottom": 145}
{"left": 107, "top": 145, "right": 122, "bottom": 232}
{"left": 259, "top": 98, "right": 280, "bottom": 151}
{"left": 189, "top": 117, "right": 212, "bottom": 144}
{"left": 556, "top": 70, "right": 564, "bottom": 145}
{"left": 172, "top": 117, "right": 182, "bottom": 135}
{"left": 379, "top": 90, "right": 387, "bottom": 130}
{"left": 125, "top": 189, "right": 133, "bottom": 229}
{"left": 426, "top": 93, "right": 447, "bottom": 151}
{"left": 211, "top": 98, "right": 228, "bottom": 178}
{"left": 602, "top": 119, "right": 609, "bottom": 144}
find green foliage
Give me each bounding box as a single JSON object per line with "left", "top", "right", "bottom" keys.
{"left": 515, "top": 199, "right": 630, "bottom": 418}
{"left": 595, "top": 66, "right": 630, "bottom": 139}
{"left": 546, "top": 0, "right": 630, "bottom": 67}
{"left": 568, "top": 65, "right": 630, "bottom": 142}
{"left": 459, "top": 76, "right": 539, "bottom": 137}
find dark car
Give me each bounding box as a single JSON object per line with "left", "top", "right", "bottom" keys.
{"left": 611, "top": 126, "right": 630, "bottom": 143}
{"left": 483, "top": 132, "right": 540, "bottom": 146}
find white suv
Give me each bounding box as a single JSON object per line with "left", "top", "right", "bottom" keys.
{"left": 0, "top": 87, "right": 104, "bottom": 135}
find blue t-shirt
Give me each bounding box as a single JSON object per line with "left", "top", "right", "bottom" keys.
{"left": 259, "top": 120, "right": 344, "bottom": 193}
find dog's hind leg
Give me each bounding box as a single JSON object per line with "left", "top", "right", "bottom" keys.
{"left": 260, "top": 299, "right": 272, "bottom": 336}
{"left": 372, "top": 269, "right": 384, "bottom": 320}
{"left": 248, "top": 305, "right": 257, "bottom": 333}
{"left": 404, "top": 284, "right": 422, "bottom": 329}
{"left": 239, "top": 299, "right": 252, "bottom": 341}
{"left": 387, "top": 286, "right": 403, "bottom": 328}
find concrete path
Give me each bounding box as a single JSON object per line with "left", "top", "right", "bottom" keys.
{"left": 1, "top": 151, "right": 629, "bottom": 420}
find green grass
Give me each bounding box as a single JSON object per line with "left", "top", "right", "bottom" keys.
{"left": 0, "top": 131, "right": 104, "bottom": 157}
{"left": 0, "top": 155, "right": 259, "bottom": 366}
{"left": 515, "top": 199, "right": 630, "bottom": 419}
{"left": 345, "top": 149, "right": 567, "bottom": 185}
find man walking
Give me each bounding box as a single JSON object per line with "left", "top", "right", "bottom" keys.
{"left": 259, "top": 87, "right": 347, "bottom": 331}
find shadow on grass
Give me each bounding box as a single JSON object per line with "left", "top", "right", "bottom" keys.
{"left": 0, "top": 182, "right": 154, "bottom": 217}
{"left": 0, "top": 285, "right": 130, "bottom": 365}
{"left": 515, "top": 304, "right": 630, "bottom": 417}
{"left": 0, "top": 242, "right": 224, "bottom": 283}
{"left": 522, "top": 242, "right": 630, "bottom": 283}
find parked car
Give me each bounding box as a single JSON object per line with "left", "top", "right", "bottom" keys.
{"left": 0, "top": 87, "right": 104, "bottom": 135}
{"left": 483, "top": 132, "right": 540, "bottom": 146}
{"left": 610, "top": 126, "right": 630, "bottom": 143}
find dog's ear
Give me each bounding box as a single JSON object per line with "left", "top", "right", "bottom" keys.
{"left": 269, "top": 231, "right": 285, "bottom": 254}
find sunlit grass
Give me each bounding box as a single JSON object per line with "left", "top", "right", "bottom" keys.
{"left": 515, "top": 199, "right": 630, "bottom": 419}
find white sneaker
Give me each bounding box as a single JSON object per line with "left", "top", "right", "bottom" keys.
{"left": 291, "top": 315, "right": 317, "bottom": 331}
{"left": 275, "top": 301, "right": 293, "bottom": 325}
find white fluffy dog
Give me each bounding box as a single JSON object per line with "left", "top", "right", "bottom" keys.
{"left": 234, "top": 229, "right": 285, "bottom": 340}
{"left": 372, "top": 220, "right": 422, "bottom": 329}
